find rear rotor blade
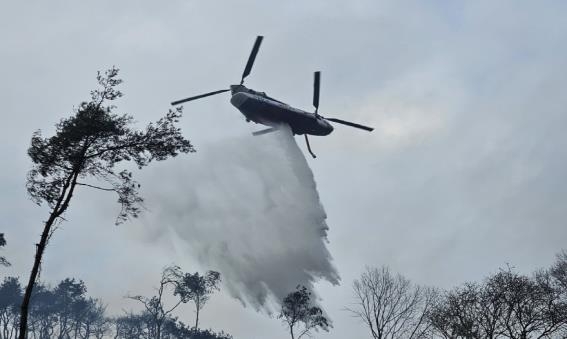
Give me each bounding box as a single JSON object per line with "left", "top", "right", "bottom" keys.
{"left": 171, "top": 89, "right": 230, "bottom": 106}
{"left": 313, "top": 71, "right": 321, "bottom": 113}
{"left": 241, "top": 36, "right": 264, "bottom": 84}
{"left": 326, "top": 118, "right": 374, "bottom": 131}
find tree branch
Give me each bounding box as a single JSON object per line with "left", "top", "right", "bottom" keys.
{"left": 76, "top": 183, "right": 116, "bottom": 192}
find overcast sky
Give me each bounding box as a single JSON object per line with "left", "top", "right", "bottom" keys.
{"left": 2, "top": 1, "right": 567, "bottom": 338}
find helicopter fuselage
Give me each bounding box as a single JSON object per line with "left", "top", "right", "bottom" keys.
{"left": 229, "top": 85, "right": 333, "bottom": 136}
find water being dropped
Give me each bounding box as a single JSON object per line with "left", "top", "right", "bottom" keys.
{"left": 142, "top": 126, "right": 340, "bottom": 311}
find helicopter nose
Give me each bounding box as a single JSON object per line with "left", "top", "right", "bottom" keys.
{"left": 230, "top": 92, "right": 249, "bottom": 108}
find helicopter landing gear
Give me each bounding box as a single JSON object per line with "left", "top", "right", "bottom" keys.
{"left": 304, "top": 135, "right": 316, "bottom": 158}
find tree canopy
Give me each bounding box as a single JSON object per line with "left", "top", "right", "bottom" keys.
{"left": 26, "top": 67, "right": 194, "bottom": 224}
{"left": 172, "top": 269, "right": 221, "bottom": 329}
{"left": 0, "top": 233, "right": 9, "bottom": 267}
{"left": 19, "top": 67, "right": 194, "bottom": 339}
{"left": 279, "top": 285, "right": 329, "bottom": 339}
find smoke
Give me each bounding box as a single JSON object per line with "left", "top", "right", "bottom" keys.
{"left": 141, "top": 125, "right": 340, "bottom": 311}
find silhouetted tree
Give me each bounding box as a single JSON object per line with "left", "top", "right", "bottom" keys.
{"left": 551, "top": 250, "right": 567, "bottom": 291}
{"left": 51, "top": 278, "right": 87, "bottom": 338}
{"left": 550, "top": 250, "right": 567, "bottom": 338}
{"left": 161, "top": 319, "right": 233, "bottom": 339}
{"left": 114, "top": 313, "right": 233, "bottom": 339}
{"left": 20, "top": 67, "right": 194, "bottom": 338}
{"left": 46, "top": 278, "right": 110, "bottom": 338}
{"left": 21, "top": 278, "right": 108, "bottom": 339}
{"left": 28, "top": 282, "right": 56, "bottom": 338}
{"left": 475, "top": 279, "right": 507, "bottom": 339}
{"left": 348, "top": 266, "right": 436, "bottom": 339}
{"left": 0, "top": 276, "right": 233, "bottom": 339}
{"left": 127, "top": 266, "right": 183, "bottom": 339}
{"left": 171, "top": 269, "right": 221, "bottom": 329}
{"left": 428, "top": 264, "right": 567, "bottom": 339}
{"left": 490, "top": 268, "right": 566, "bottom": 339}
{"left": 0, "top": 277, "right": 22, "bottom": 338}
{"left": 0, "top": 234, "right": 10, "bottom": 267}
{"left": 279, "top": 285, "right": 329, "bottom": 339}
{"left": 429, "top": 283, "right": 482, "bottom": 339}
{"left": 114, "top": 312, "right": 153, "bottom": 339}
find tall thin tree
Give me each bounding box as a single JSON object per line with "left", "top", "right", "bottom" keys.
{"left": 279, "top": 285, "right": 329, "bottom": 339}
{"left": 19, "top": 67, "right": 194, "bottom": 338}
{"left": 126, "top": 266, "right": 184, "bottom": 339}
{"left": 172, "top": 270, "right": 221, "bottom": 329}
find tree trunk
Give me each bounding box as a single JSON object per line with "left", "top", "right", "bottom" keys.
{"left": 195, "top": 309, "right": 199, "bottom": 330}
{"left": 195, "top": 296, "right": 200, "bottom": 329}
{"left": 18, "top": 214, "right": 57, "bottom": 339}
{"left": 18, "top": 170, "right": 79, "bottom": 339}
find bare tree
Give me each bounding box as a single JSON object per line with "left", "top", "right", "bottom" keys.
{"left": 429, "top": 265, "right": 567, "bottom": 339}
{"left": 279, "top": 285, "right": 329, "bottom": 339}
{"left": 550, "top": 250, "right": 567, "bottom": 291}
{"left": 348, "top": 266, "right": 436, "bottom": 339}
{"left": 429, "top": 283, "right": 483, "bottom": 339}
{"left": 550, "top": 250, "right": 567, "bottom": 338}
{"left": 19, "top": 67, "right": 194, "bottom": 338}
{"left": 489, "top": 268, "right": 566, "bottom": 339}
{"left": 475, "top": 280, "right": 506, "bottom": 339}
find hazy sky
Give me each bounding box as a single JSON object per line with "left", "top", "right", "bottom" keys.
{"left": 2, "top": 1, "right": 567, "bottom": 338}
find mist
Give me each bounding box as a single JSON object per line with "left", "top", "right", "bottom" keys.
{"left": 140, "top": 125, "right": 340, "bottom": 311}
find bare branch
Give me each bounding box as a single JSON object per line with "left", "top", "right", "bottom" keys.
{"left": 76, "top": 182, "right": 116, "bottom": 192}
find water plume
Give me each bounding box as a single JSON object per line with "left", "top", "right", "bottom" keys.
{"left": 142, "top": 126, "right": 340, "bottom": 311}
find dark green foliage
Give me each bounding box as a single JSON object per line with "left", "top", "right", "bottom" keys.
{"left": 279, "top": 285, "right": 329, "bottom": 339}
{"left": 114, "top": 312, "right": 154, "bottom": 339}
{"left": 0, "top": 277, "right": 109, "bottom": 339}
{"left": 0, "top": 233, "right": 9, "bottom": 267}
{"left": 171, "top": 269, "right": 221, "bottom": 329}
{"left": 20, "top": 67, "right": 194, "bottom": 339}
{"left": 0, "top": 277, "right": 22, "bottom": 338}
{"left": 114, "top": 313, "right": 232, "bottom": 339}
{"left": 26, "top": 67, "right": 194, "bottom": 224}
{"left": 1, "top": 275, "right": 233, "bottom": 339}
{"left": 162, "top": 321, "right": 233, "bottom": 339}
{"left": 122, "top": 266, "right": 227, "bottom": 339}
{"left": 126, "top": 266, "right": 183, "bottom": 339}
{"left": 127, "top": 266, "right": 222, "bottom": 336}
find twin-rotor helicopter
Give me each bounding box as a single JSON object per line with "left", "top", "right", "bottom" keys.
{"left": 171, "top": 36, "right": 373, "bottom": 158}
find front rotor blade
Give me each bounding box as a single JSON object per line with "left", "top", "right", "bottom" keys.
{"left": 326, "top": 118, "right": 374, "bottom": 131}
{"left": 241, "top": 36, "right": 264, "bottom": 84}
{"left": 171, "top": 89, "right": 230, "bottom": 106}
{"left": 252, "top": 127, "right": 278, "bottom": 136}
{"left": 313, "top": 71, "right": 321, "bottom": 113}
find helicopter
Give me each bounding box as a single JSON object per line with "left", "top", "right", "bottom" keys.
{"left": 171, "top": 36, "right": 374, "bottom": 158}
